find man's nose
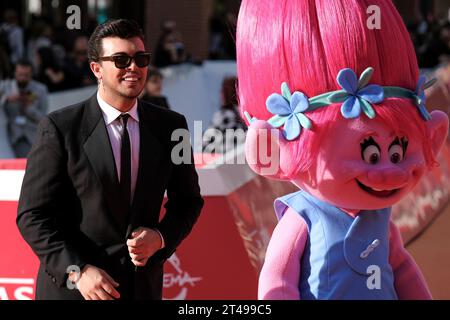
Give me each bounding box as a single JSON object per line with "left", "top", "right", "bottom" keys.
{"left": 127, "top": 59, "right": 139, "bottom": 70}
{"left": 367, "top": 166, "right": 409, "bottom": 188}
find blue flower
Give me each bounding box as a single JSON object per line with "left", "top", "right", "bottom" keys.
{"left": 266, "top": 83, "right": 312, "bottom": 140}
{"left": 333, "top": 67, "right": 384, "bottom": 119}
{"left": 413, "top": 75, "right": 432, "bottom": 121}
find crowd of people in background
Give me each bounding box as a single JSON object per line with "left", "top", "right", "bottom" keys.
{"left": 0, "top": 9, "right": 96, "bottom": 158}
{"left": 0, "top": 9, "right": 238, "bottom": 88}
{"left": 408, "top": 14, "right": 450, "bottom": 69}
{"left": 1, "top": 4, "right": 450, "bottom": 159}
{"left": 140, "top": 67, "right": 171, "bottom": 109}
{"left": 202, "top": 76, "right": 247, "bottom": 154}
{"left": 0, "top": 10, "right": 97, "bottom": 90}
{"left": 0, "top": 59, "right": 48, "bottom": 158}
{"left": 152, "top": 20, "right": 188, "bottom": 68}
{"left": 208, "top": 11, "right": 237, "bottom": 60}
{"left": 0, "top": 7, "right": 242, "bottom": 158}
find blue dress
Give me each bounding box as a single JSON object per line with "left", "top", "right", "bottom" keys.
{"left": 274, "top": 190, "right": 398, "bottom": 300}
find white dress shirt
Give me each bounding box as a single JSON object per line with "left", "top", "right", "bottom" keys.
{"left": 97, "top": 92, "right": 140, "bottom": 202}
{"left": 97, "top": 93, "right": 164, "bottom": 248}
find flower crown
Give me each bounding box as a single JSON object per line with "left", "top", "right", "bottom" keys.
{"left": 244, "top": 67, "right": 436, "bottom": 140}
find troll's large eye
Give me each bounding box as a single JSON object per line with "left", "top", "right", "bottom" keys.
{"left": 361, "top": 136, "right": 381, "bottom": 165}
{"left": 389, "top": 145, "right": 404, "bottom": 163}
{"left": 388, "top": 137, "right": 407, "bottom": 164}
{"left": 362, "top": 145, "right": 381, "bottom": 164}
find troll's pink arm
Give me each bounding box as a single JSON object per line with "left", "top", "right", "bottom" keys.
{"left": 258, "top": 207, "right": 308, "bottom": 300}
{"left": 389, "top": 221, "right": 432, "bottom": 299}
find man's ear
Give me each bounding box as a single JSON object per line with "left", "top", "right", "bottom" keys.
{"left": 90, "top": 61, "right": 102, "bottom": 81}
{"left": 427, "top": 110, "right": 449, "bottom": 158}
{"left": 245, "top": 120, "right": 291, "bottom": 180}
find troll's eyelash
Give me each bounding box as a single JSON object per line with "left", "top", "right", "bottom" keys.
{"left": 389, "top": 137, "right": 408, "bottom": 154}
{"left": 400, "top": 137, "right": 408, "bottom": 154}
{"left": 360, "top": 136, "right": 380, "bottom": 151}
{"left": 360, "top": 136, "right": 380, "bottom": 160}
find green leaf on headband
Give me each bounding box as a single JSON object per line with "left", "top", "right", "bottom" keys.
{"left": 244, "top": 111, "right": 256, "bottom": 124}
{"left": 328, "top": 90, "right": 349, "bottom": 103}
{"left": 268, "top": 114, "right": 287, "bottom": 128}
{"left": 281, "top": 82, "right": 292, "bottom": 101}
{"left": 358, "top": 67, "right": 374, "bottom": 89}
{"left": 360, "top": 99, "right": 376, "bottom": 119}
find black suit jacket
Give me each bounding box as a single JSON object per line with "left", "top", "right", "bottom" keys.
{"left": 16, "top": 94, "right": 204, "bottom": 300}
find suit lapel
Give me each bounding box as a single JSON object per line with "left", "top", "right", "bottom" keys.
{"left": 82, "top": 94, "right": 126, "bottom": 232}
{"left": 126, "top": 101, "right": 163, "bottom": 238}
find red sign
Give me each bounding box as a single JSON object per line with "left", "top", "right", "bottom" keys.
{"left": 0, "top": 161, "right": 258, "bottom": 300}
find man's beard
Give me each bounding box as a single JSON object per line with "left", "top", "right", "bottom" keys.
{"left": 101, "top": 80, "right": 144, "bottom": 101}
{"left": 17, "top": 81, "right": 28, "bottom": 89}
{"left": 118, "top": 90, "right": 142, "bottom": 100}
{"left": 118, "top": 86, "right": 144, "bottom": 100}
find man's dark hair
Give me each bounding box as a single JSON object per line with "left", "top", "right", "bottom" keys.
{"left": 88, "top": 19, "right": 145, "bottom": 63}
{"left": 15, "top": 59, "right": 33, "bottom": 69}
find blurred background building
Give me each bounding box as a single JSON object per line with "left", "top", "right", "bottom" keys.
{"left": 0, "top": 0, "right": 241, "bottom": 69}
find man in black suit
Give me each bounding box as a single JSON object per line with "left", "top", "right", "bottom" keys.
{"left": 16, "top": 19, "right": 204, "bottom": 300}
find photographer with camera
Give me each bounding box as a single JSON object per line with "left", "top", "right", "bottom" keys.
{"left": 0, "top": 59, "right": 48, "bottom": 158}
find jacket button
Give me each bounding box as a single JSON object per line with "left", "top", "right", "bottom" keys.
{"left": 52, "top": 277, "right": 57, "bottom": 283}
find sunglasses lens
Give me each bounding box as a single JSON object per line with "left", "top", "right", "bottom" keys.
{"left": 135, "top": 54, "right": 151, "bottom": 68}
{"left": 114, "top": 55, "right": 131, "bottom": 69}
{"left": 109, "top": 53, "right": 150, "bottom": 68}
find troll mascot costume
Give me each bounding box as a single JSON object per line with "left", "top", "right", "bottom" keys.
{"left": 236, "top": 0, "right": 449, "bottom": 300}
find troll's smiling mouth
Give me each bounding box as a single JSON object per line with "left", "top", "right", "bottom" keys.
{"left": 356, "top": 180, "right": 399, "bottom": 198}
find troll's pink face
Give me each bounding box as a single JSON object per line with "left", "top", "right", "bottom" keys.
{"left": 294, "top": 117, "right": 427, "bottom": 210}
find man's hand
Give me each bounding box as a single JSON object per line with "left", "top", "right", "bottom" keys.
{"left": 7, "top": 93, "right": 20, "bottom": 103}
{"left": 126, "top": 227, "right": 162, "bottom": 267}
{"left": 69, "top": 264, "right": 120, "bottom": 300}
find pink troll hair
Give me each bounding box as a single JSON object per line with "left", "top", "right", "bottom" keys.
{"left": 236, "top": 0, "right": 435, "bottom": 177}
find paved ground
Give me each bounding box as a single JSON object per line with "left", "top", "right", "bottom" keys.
{"left": 407, "top": 203, "right": 450, "bottom": 299}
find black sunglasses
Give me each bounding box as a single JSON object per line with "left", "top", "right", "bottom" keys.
{"left": 98, "top": 52, "right": 151, "bottom": 69}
